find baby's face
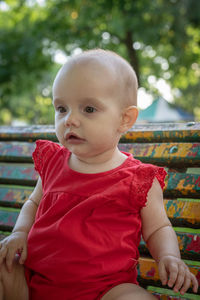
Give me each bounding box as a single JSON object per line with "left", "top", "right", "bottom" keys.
{"left": 52, "top": 60, "right": 124, "bottom": 162}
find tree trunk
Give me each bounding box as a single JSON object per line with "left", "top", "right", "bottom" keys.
{"left": 124, "top": 30, "right": 140, "bottom": 86}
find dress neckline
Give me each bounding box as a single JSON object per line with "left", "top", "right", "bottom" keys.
{"left": 62, "top": 148, "right": 134, "bottom": 178}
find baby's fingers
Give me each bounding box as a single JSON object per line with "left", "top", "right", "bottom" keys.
{"left": 173, "top": 265, "right": 186, "bottom": 293}
{"left": 190, "top": 273, "right": 198, "bottom": 294}
{"left": 158, "top": 260, "right": 168, "bottom": 285}
{"left": 0, "top": 244, "right": 7, "bottom": 266}
{"left": 167, "top": 263, "right": 179, "bottom": 288}
{"left": 6, "top": 247, "right": 16, "bottom": 272}
{"left": 180, "top": 272, "right": 198, "bottom": 295}
{"left": 19, "top": 246, "right": 27, "bottom": 265}
{"left": 179, "top": 273, "right": 192, "bottom": 295}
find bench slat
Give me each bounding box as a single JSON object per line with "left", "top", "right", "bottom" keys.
{"left": 119, "top": 143, "right": 200, "bottom": 167}
{"left": 124, "top": 123, "right": 200, "bottom": 143}
{"left": 1, "top": 142, "right": 200, "bottom": 168}
{"left": 0, "top": 185, "right": 33, "bottom": 207}
{"left": 164, "top": 173, "right": 200, "bottom": 198}
{"left": 175, "top": 228, "right": 200, "bottom": 259}
{"left": 147, "top": 286, "right": 198, "bottom": 299}
{"left": 164, "top": 199, "right": 200, "bottom": 228}
{"left": 0, "top": 126, "right": 57, "bottom": 142}
{"left": 138, "top": 257, "right": 200, "bottom": 289}
{"left": 1, "top": 123, "right": 200, "bottom": 142}
{"left": 0, "top": 142, "right": 35, "bottom": 162}
{"left": 0, "top": 164, "right": 38, "bottom": 185}
{"left": 0, "top": 207, "right": 19, "bottom": 231}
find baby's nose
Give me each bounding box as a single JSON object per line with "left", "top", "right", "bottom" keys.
{"left": 65, "top": 112, "right": 80, "bottom": 127}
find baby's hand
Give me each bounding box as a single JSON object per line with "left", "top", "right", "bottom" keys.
{"left": 158, "top": 255, "right": 198, "bottom": 295}
{"left": 0, "top": 231, "right": 28, "bottom": 272}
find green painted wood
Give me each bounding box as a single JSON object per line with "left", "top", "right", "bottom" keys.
{"left": 0, "top": 125, "right": 57, "bottom": 142}
{"left": 164, "top": 199, "right": 200, "bottom": 228}
{"left": 118, "top": 143, "right": 200, "bottom": 167}
{"left": 1, "top": 141, "right": 199, "bottom": 167}
{"left": 139, "top": 228, "right": 200, "bottom": 260}
{"left": 0, "top": 207, "right": 20, "bottom": 231}
{"left": 0, "top": 230, "right": 10, "bottom": 241}
{"left": 0, "top": 123, "right": 200, "bottom": 142}
{"left": 164, "top": 172, "right": 200, "bottom": 198}
{"left": 0, "top": 142, "right": 35, "bottom": 162}
{"left": 147, "top": 286, "right": 200, "bottom": 299}
{"left": 0, "top": 163, "right": 38, "bottom": 185}
{"left": 0, "top": 185, "right": 33, "bottom": 207}
{"left": 124, "top": 122, "right": 200, "bottom": 143}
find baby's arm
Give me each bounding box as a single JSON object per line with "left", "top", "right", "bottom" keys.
{"left": 141, "top": 178, "right": 198, "bottom": 295}
{"left": 0, "top": 177, "right": 43, "bottom": 272}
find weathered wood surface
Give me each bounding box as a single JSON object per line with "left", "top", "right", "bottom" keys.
{"left": 138, "top": 257, "right": 200, "bottom": 288}
{"left": 0, "top": 123, "right": 200, "bottom": 142}
{"left": 1, "top": 142, "right": 199, "bottom": 168}
{"left": 164, "top": 173, "right": 200, "bottom": 199}
{"left": 0, "top": 164, "right": 38, "bottom": 185}
{"left": 119, "top": 143, "right": 200, "bottom": 167}
{"left": 147, "top": 286, "right": 199, "bottom": 299}
{"left": 123, "top": 123, "right": 200, "bottom": 143}
{"left": 0, "top": 185, "right": 33, "bottom": 207}
{"left": 0, "top": 142, "right": 35, "bottom": 162}
{"left": 164, "top": 200, "right": 200, "bottom": 228}
{"left": 0, "top": 207, "right": 20, "bottom": 231}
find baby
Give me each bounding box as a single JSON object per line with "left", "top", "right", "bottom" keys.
{"left": 0, "top": 49, "right": 198, "bottom": 300}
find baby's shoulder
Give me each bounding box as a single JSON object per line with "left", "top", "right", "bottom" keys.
{"left": 32, "top": 140, "right": 67, "bottom": 177}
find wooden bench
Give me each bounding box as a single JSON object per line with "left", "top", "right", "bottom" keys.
{"left": 0, "top": 123, "right": 199, "bottom": 299}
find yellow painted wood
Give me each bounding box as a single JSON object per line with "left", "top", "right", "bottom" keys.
{"left": 138, "top": 257, "right": 200, "bottom": 285}
{"left": 164, "top": 200, "right": 200, "bottom": 226}
{"left": 124, "top": 143, "right": 198, "bottom": 159}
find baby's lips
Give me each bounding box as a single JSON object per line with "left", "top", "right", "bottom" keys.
{"left": 65, "top": 132, "right": 85, "bottom": 141}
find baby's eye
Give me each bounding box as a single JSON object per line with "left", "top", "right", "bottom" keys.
{"left": 84, "top": 106, "right": 96, "bottom": 113}
{"left": 57, "top": 106, "right": 67, "bottom": 113}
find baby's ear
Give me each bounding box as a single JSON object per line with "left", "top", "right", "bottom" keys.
{"left": 119, "top": 106, "right": 138, "bottom": 133}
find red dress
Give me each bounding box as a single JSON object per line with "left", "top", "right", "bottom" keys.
{"left": 25, "top": 140, "right": 166, "bottom": 300}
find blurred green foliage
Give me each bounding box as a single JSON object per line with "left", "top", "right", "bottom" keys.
{"left": 0, "top": 0, "right": 200, "bottom": 124}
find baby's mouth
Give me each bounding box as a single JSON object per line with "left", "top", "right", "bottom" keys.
{"left": 65, "top": 133, "right": 85, "bottom": 143}
{"left": 68, "top": 134, "right": 78, "bottom": 140}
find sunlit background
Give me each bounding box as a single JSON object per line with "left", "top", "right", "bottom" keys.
{"left": 0, "top": 0, "right": 200, "bottom": 125}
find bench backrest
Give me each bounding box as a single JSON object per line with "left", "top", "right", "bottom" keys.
{"left": 0, "top": 123, "right": 199, "bottom": 299}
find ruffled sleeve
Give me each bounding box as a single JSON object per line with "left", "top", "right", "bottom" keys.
{"left": 131, "top": 163, "right": 167, "bottom": 211}
{"left": 32, "top": 140, "right": 61, "bottom": 178}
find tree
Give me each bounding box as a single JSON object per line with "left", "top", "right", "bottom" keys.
{"left": 0, "top": 0, "right": 200, "bottom": 124}
{"left": 0, "top": 0, "right": 55, "bottom": 124}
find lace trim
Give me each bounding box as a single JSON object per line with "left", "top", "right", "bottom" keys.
{"left": 32, "top": 140, "right": 60, "bottom": 177}
{"left": 132, "top": 165, "right": 167, "bottom": 210}
{"left": 32, "top": 140, "right": 43, "bottom": 175}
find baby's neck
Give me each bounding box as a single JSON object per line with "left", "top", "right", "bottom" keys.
{"left": 68, "top": 148, "right": 127, "bottom": 174}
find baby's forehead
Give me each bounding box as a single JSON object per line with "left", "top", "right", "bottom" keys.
{"left": 61, "top": 53, "right": 119, "bottom": 77}
{"left": 54, "top": 50, "right": 138, "bottom": 106}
